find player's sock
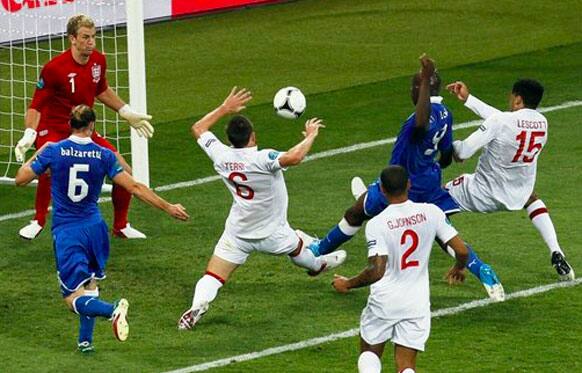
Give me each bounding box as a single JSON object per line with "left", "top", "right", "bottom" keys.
{"left": 465, "top": 243, "right": 485, "bottom": 279}
{"left": 78, "top": 315, "right": 96, "bottom": 344}
{"left": 112, "top": 184, "right": 132, "bottom": 231}
{"left": 527, "top": 199, "right": 564, "bottom": 256}
{"left": 34, "top": 173, "right": 52, "bottom": 226}
{"left": 357, "top": 351, "right": 382, "bottom": 373}
{"left": 313, "top": 218, "right": 361, "bottom": 256}
{"left": 73, "top": 296, "right": 115, "bottom": 318}
{"left": 192, "top": 273, "right": 223, "bottom": 309}
{"left": 289, "top": 246, "right": 324, "bottom": 272}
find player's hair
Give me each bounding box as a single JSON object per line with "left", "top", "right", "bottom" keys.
{"left": 70, "top": 105, "right": 96, "bottom": 130}
{"left": 226, "top": 115, "right": 254, "bottom": 148}
{"left": 512, "top": 79, "right": 544, "bottom": 109}
{"left": 67, "top": 14, "right": 95, "bottom": 37}
{"left": 411, "top": 70, "right": 441, "bottom": 96}
{"left": 380, "top": 165, "right": 409, "bottom": 196}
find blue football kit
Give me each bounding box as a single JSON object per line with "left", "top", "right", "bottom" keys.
{"left": 31, "top": 135, "right": 123, "bottom": 297}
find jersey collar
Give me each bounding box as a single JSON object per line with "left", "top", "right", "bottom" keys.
{"left": 430, "top": 96, "right": 444, "bottom": 104}
{"left": 68, "top": 135, "right": 93, "bottom": 145}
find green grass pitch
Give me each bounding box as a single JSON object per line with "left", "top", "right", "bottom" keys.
{"left": 1, "top": 0, "right": 581, "bottom": 371}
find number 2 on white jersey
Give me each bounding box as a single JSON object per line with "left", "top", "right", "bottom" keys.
{"left": 68, "top": 164, "right": 89, "bottom": 202}
{"left": 400, "top": 229, "right": 420, "bottom": 270}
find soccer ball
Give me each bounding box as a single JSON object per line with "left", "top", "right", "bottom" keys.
{"left": 273, "top": 87, "right": 306, "bottom": 119}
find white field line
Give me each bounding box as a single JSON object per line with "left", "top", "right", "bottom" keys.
{"left": 165, "top": 278, "right": 582, "bottom": 373}
{"left": 1, "top": 100, "right": 581, "bottom": 223}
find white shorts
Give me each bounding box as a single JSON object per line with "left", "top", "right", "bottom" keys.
{"left": 213, "top": 223, "right": 300, "bottom": 265}
{"left": 359, "top": 306, "right": 431, "bottom": 352}
{"left": 445, "top": 173, "right": 508, "bottom": 213}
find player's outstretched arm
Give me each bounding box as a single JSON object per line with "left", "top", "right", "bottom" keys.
{"left": 191, "top": 87, "right": 253, "bottom": 139}
{"left": 332, "top": 254, "right": 387, "bottom": 293}
{"left": 278, "top": 118, "right": 325, "bottom": 167}
{"left": 444, "top": 235, "right": 469, "bottom": 285}
{"left": 112, "top": 172, "right": 189, "bottom": 221}
{"left": 446, "top": 81, "right": 501, "bottom": 119}
{"left": 14, "top": 109, "right": 42, "bottom": 162}
{"left": 97, "top": 87, "right": 154, "bottom": 138}
{"left": 452, "top": 116, "right": 498, "bottom": 161}
{"left": 414, "top": 53, "right": 435, "bottom": 132}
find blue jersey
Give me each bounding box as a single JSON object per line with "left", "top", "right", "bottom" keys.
{"left": 31, "top": 135, "right": 123, "bottom": 233}
{"left": 390, "top": 98, "right": 453, "bottom": 199}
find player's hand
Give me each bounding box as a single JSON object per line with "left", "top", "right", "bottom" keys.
{"left": 445, "top": 265, "right": 466, "bottom": 285}
{"left": 119, "top": 104, "right": 154, "bottom": 138}
{"left": 332, "top": 274, "right": 350, "bottom": 294}
{"left": 167, "top": 203, "right": 189, "bottom": 221}
{"left": 419, "top": 53, "right": 436, "bottom": 80}
{"left": 302, "top": 118, "right": 325, "bottom": 138}
{"left": 14, "top": 128, "right": 37, "bottom": 163}
{"left": 446, "top": 81, "right": 470, "bottom": 102}
{"left": 221, "top": 86, "right": 253, "bottom": 114}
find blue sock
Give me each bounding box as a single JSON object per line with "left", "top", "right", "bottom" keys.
{"left": 78, "top": 315, "right": 96, "bottom": 344}
{"left": 465, "top": 244, "right": 485, "bottom": 279}
{"left": 314, "top": 224, "right": 355, "bottom": 256}
{"left": 74, "top": 296, "right": 115, "bottom": 318}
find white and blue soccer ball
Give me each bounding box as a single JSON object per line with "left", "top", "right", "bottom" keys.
{"left": 273, "top": 86, "right": 306, "bottom": 119}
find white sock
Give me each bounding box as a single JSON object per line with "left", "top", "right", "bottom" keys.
{"left": 358, "top": 351, "right": 382, "bottom": 373}
{"left": 401, "top": 369, "right": 416, "bottom": 373}
{"left": 339, "top": 218, "right": 361, "bottom": 236}
{"left": 527, "top": 200, "right": 563, "bottom": 255}
{"left": 192, "top": 274, "right": 223, "bottom": 309}
{"left": 290, "top": 247, "right": 324, "bottom": 272}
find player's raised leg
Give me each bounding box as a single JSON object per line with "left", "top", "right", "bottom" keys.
{"left": 525, "top": 193, "right": 575, "bottom": 281}
{"left": 293, "top": 230, "right": 347, "bottom": 276}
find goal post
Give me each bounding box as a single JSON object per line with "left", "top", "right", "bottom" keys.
{"left": 0, "top": 0, "right": 149, "bottom": 187}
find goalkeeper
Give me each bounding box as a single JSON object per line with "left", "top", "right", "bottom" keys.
{"left": 14, "top": 14, "right": 153, "bottom": 239}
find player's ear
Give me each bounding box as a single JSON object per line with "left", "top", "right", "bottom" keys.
{"left": 406, "top": 179, "right": 412, "bottom": 191}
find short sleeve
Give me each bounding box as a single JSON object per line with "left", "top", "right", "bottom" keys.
{"left": 30, "top": 144, "right": 54, "bottom": 175}
{"left": 257, "top": 149, "right": 286, "bottom": 173}
{"left": 197, "top": 131, "right": 229, "bottom": 163}
{"left": 432, "top": 206, "right": 458, "bottom": 244}
{"left": 365, "top": 219, "right": 388, "bottom": 257}
{"left": 104, "top": 149, "right": 124, "bottom": 180}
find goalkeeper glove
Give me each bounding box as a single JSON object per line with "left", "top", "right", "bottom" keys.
{"left": 14, "top": 128, "right": 37, "bottom": 162}
{"left": 118, "top": 104, "right": 154, "bottom": 138}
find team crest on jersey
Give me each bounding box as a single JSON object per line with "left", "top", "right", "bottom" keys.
{"left": 91, "top": 63, "right": 102, "bottom": 83}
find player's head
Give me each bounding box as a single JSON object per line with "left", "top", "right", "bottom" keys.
{"left": 379, "top": 165, "right": 411, "bottom": 200}
{"left": 411, "top": 70, "right": 441, "bottom": 104}
{"left": 226, "top": 115, "right": 256, "bottom": 148}
{"left": 70, "top": 105, "right": 96, "bottom": 134}
{"left": 510, "top": 79, "right": 544, "bottom": 110}
{"left": 67, "top": 14, "right": 96, "bottom": 58}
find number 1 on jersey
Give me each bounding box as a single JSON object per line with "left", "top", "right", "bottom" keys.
{"left": 68, "top": 74, "right": 76, "bottom": 93}
{"left": 400, "top": 229, "right": 420, "bottom": 270}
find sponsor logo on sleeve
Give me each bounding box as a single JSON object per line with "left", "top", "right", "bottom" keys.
{"left": 366, "top": 240, "right": 377, "bottom": 249}
{"left": 205, "top": 139, "right": 216, "bottom": 148}
{"left": 36, "top": 77, "right": 44, "bottom": 89}
{"left": 479, "top": 124, "right": 487, "bottom": 132}
{"left": 268, "top": 151, "right": 280, "bottom": 160}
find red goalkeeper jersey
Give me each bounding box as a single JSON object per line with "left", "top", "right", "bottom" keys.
{"left": 30, "top": 49, "right": 108, "bottom": 133}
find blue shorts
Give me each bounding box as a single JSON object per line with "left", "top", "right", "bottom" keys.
{"left": 363, "top": 179, "right": 460, "bottom": 217}
{"left": 53, "top": 221, "right": 110, "bottom": 297}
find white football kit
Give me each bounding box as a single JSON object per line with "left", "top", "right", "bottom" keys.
{"left": 360, "top": 200, "right": 458, "bottom": 351}
{"left": 446, "top": 94, "right": 548, "bottom": 212}
{"left": 198, "top": 131, "right": 299, "bottom": 264}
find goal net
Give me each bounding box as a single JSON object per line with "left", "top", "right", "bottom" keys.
{"left": 0, "top": 0, "right": 149, "bottom": 187}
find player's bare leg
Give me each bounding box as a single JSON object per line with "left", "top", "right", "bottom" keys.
{"left": 358, "top": 338, "right": 385, "bottom": 373}
{"left": 178, "top": 255, "right": 239, "bottom": 330}
{"left": 525, "top": 192, "right": 574, "bottom": 281}
{"left": 394, "top": 344, "right": 417, "bottom": 373}
{"left": 111, "top": 152, "right": 145, "bottom": 239}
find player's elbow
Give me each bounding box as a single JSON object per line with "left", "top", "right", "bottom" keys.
{"left": 191, "top": 123, "right": 205, "bottom": 139}
{"left": 370, "top": 265, "right": 386, "bottom": 283}
{"left": 15, "top": 171, "right": 31, "bottom": 186}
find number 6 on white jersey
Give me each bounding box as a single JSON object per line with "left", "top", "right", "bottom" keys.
{"left": 68, "top": 164, "right": 89, "bottom": 202}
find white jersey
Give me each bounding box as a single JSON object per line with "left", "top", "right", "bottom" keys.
{"left": 452, "top": 95, "right": 548, "bottom": 211}
{"left": 365, "top": 200, "right": 458, "bottom": 319}
{"left": 198, "top": 131, "right": 288, "bottom": 239}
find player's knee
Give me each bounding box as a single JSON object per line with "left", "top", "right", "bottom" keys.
{"left": 525, "top": 192, "right": 538, "bottom": 208}
{"left": 344, "top": 206, "right": 366, "bottom": 226}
